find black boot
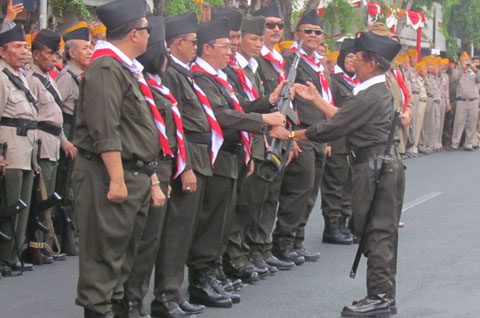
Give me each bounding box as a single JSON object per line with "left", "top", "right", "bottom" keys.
{"left": 222, "top": 260, "right": 260, "bottom": 284}
{"left": 188, "top": 267, "right": 232, "bottom": 308}
{"left": 264, "top": 254, "right": 295, "bottom": 271}
{"left": 339, "top": 217, "right": 355, "bottom": 241}
{"left": 213, "top": 259, "right": 235, "bottom": 292}
{"left": 179, "top": 301, "right": 205, "bottom": 315}
{"left": 341, "top": 294, "right": 391, "bottom": 317}
{"left": 323, "top": 218, "right": 353, "bottom": 245}
{"left": 208, "top": 269, "right": 241, "bottom": 304}
{"left": 151, "top": 293, "right": 190, "bottom": 318}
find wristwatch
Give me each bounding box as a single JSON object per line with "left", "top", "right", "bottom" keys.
{"left": 288, "top": 130, "right": 295, "bottom": 140}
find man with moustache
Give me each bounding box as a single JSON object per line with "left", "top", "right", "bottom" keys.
{"left": 189, "top": 18, "right": 285, "bottom": 308}
{"left": 26, "top": 29, "right": 77, "bottom": 262}
{"left": 272, "top": 10, "right": 328, "bottom": 265}
{"left": 248, "top": 4, "right": 297, "bottom": 271}
{"left": 150, "top": 11, "right": 210, "bottom": 317}
{"left": 73, "top": 0, "right": 164, "bottom": 316}
{"left": 54, "top": 23, "right": 92, "bottom": 255}
{"left": 0, "top": 24, "right": 38, "bottom": 274}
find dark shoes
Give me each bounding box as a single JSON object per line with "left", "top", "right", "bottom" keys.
{"left": 295, "top": 247, "right": 320, "bottom": 262}
{"left": 151, "top": 294, "right": 196, "bottom": 318}
{"left": 323, "top": 219, "right": 354, "bottom": 245}
{"left": 264, "top": 255, "right": 295, "bottom": 270}
{"left": 341, "top": 294, "right": 392, "bottom": 317}
{"left": 84, "top": 309, "right": 115, "bottom": 318}
{"left": 223, "top": 261, "right": 260, "bottom": 284}
{"left": 273, "top": 248, "right": 305, "bottom": 265}
{"left": 188, "top": 267, "right": 233, "bottom": 309}
{"left": 179, "top": 301, "right": 205, "bottom": 314}
{"left": 11, "top": 261, "right": 35, "bottom": 271}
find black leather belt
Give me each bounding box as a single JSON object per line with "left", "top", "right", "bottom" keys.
{"left": 351, "top": 144, "right": 394, "bottom": 165}
{"left": 419, "top": 98, "right": 428, "bottom": 102}
{"left": 412, "top": 91, "right": 419, "bottom": 94}
{"left": 185, "top": 132, "right": 211, "bottom": 145}
{"left": 434, "top": 100, "right": 441, "bottom": 104}
{"left": 38, "top": 121, "right": 62, "bottom": 136}
{"left": 78, "top": 148, "right": 157, "bottom": 177}
{"left": 63, "top": 113, "right": 74, "bottom": 126}
{"left": 456, "top": 97, "right": 478, "bottom": 102}
{"left": 220, "top": 141, "right": 242, "bottom": 154}
{"left": 0, "top": 117, "right": 37, "bottom": 136}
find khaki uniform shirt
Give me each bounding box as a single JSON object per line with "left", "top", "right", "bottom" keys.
{"left": 74, "top": 55, "right": 160, "bottom": 163}
{"left": 27, "top": 63, "right": 67, "bottom": 162}
{"left": 0, "top": 59, "right": 37, "bottom": 170}
{"left": 452, "top": 68, "right": 480, "bottom": 99}
{"left": 56, "top": 62, "right": 82, "bottom": 116}
{"left": 417, "top": 76, "right": 428, "bottom": 101}
{"left": 440, "top": 72, "right": 450, "bottom": 106}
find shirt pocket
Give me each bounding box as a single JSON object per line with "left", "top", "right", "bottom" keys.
{"left": 122, "top": 85, "right": 149, "bottom": 123}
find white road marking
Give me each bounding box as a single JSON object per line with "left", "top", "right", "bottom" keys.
{"left": 402, "top": 192, "right": 442, "bottom": 212}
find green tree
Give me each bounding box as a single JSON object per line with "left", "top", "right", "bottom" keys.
{"left": 441, "top": 0, "right": 480, "bottom": 56}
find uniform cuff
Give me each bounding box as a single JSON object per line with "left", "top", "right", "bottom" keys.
{"left": 94, "top": 138, "right": 122, "bottom": 154}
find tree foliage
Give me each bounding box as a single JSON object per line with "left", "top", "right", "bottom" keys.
{"left": 322, "top": 0, "right": 364, "bottom": 47}
{"left": 441, "top": 0, "right": 480, "bottom": 56}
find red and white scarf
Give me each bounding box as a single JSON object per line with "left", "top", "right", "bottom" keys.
{"left": 261, "top": 45, "right": 286, "bottom": 83}
{"left": 191, "top": 62, "right": 252, "bottom": 165}
{"left": 229, "top": 58, "right": 259, "bottom": 101}
{"left": 393, "top": 69, "right": 410, "bottom": 112}
{"left": 147, "top": 76, "right": 186, "bottom": 178}
{"left": 91, "top": 41, "right": 173, "bottom": 158}
{"left": 291, "top": 46, "right": 334, "bottom": 105}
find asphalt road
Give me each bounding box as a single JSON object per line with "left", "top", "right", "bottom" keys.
{"left": 1, "top": 149, "right": 479, "bottom": 318}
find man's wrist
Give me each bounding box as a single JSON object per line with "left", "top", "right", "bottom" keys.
{"left": 288, "top": 130, "right": 295, "bottom": 140}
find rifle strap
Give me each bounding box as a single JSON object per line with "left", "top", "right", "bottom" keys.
{"left": 32, "top": 73, "right": 64, "bottom": 111}
{"left": 67, "top": 69, "right": 80, "bottom": 86}
{"left": 2, "top": 68, "right": 38, "bottom": 110}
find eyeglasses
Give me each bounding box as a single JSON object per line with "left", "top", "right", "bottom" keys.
{"left": 210, "top": 43, "right": 232, "bottom": 50}
{"left": 298, "top": 28, "right": 323, "bottom": 36}
{"left": 183, "top": 38, "right": 198, "bottom": 46}
{"left": 134, "top": 25, "right": 152, "bottom": 34}
{"left": 265, "top": 21, "right": 285, "bottom": 30}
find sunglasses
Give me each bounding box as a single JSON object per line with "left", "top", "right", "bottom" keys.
{"left": 134, "top": 25, "right": 152, "bottom": 34}
{"left": 298, "top": 28, "right": 323, "bottom": 36}
{"left": 265, "top": 21, "right": 285, "bottom": 30}
{"left": 183, "top": 38, "right": 198, "bottom": 46}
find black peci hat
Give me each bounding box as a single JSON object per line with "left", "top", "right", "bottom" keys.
{"left": 96, "top": 0, "right": 146, "bottom": 31}
{"left": 211, "top": 7, "right": 243, "bottom": 32}
{"left": 147, "top": 16, "right": 165, "bottom": 47}
{"left": 165, "top": 12, "right": 198, "bottom": 41}
{"left": 33, "top": 29, "right": 61, "bottom": 52}
{"left": 63, "top": 27, "right": 90, "bottom": 42}
{"left": 241, "top": 14, "right": 266, "bottom": 36}
{"left": 253, "top": 4, "right": 284, "bottom": 19}
{"left": 297, "top": 9, "right": 322, "bottom": 28}
{"left": 197, "top": 18, "right": 230, "bottom": 46}
{"left": 340, "top": 38, "right": 356, "bottom": 54}
{"left": 355, "top": 32, "right": 402, "bottom": 62}
{"left": 0, "top": 24, "right": 26, "bottom": 46}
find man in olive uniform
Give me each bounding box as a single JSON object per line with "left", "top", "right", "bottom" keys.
{"left": 119, "top": 16, "right": 177, "bottom": 318}
{"left": 27, "top": 29, "right": 76, "bottom": 258}
{"left": 150, "top": 12, "right": 209, "bottom": 317}
{"left": 272, "top": 10, "right": 327, "bottom": 264}
{"left": 0, "top": 24, "right": 37, "bottom": 273}
{"left": 221, "top": 14, "right": 274, "bottom": 281}
{"left": 443, "top": 57, "right": 457, "bottom": 148}
{"left": 189, "top": 18, "right": 285, "bottom": 308}
{"left": 451, "top": 52, "right": 480, "bottom": 150}
{"left": 250, "top": 4, "right": 296, "bottom": 270}
{"left": 321, "top": 38, "right": 357, "bottom": 245}
{"left": 271, "top": 31, "right": 404, "bottom": 317}
{"left": 73, "top": 1, "right": 164, "bottom": 317}
{"left": 54, "top": 23, "right": 92, "bottom": 255}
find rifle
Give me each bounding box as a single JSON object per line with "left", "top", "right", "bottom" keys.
{"left": 258, "top": 41, "right": 302, "bottom": 182}
{"left": 350, "top": 109, "right": 401, "bottom": 279}
{"left": 0, "top": 200, "right": 28, "bottom": 241}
